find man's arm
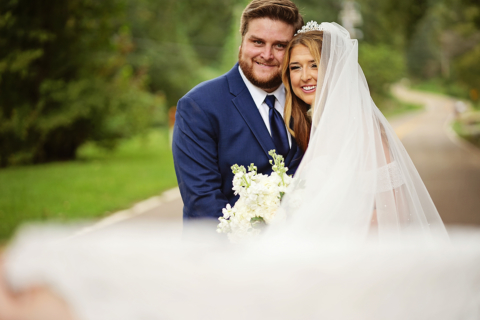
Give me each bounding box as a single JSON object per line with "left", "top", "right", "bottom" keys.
{"left": 172, "top": 96, "right": 228, "bottom": 219}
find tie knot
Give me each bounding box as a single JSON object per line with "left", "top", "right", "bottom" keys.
{"left": 264, "top": 95, "right": 276, "bottom": 109}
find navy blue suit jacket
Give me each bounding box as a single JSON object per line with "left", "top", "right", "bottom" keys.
{"left": 172, "top": 63, "right": 304, "bottom": 219}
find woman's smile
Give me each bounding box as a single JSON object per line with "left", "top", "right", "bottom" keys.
{"left": 301, "top": 85, "right": 316, "bottom": 93}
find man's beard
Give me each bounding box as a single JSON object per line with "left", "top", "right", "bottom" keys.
{"left": 238, "top": 50, "right": 282, "bottom": 91}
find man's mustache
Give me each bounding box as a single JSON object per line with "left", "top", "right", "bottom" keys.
{"left": 253, "top": 59, "right": 280, "bottom": 67}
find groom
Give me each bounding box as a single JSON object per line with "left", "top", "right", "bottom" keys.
{"left": 173, "top": 0, "right": 304, "bottom": 220}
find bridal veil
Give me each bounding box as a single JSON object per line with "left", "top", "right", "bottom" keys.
{"left": 278, "top": 22, "right": 449, "bottom": 243}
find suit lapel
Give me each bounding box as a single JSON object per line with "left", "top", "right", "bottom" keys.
{"left": 227, "top": 64, "right": 276, "bottom": 158}
{"left": 232, "top": 90, "right": 276, "bottom": 158}
{"left": 284, "top": 116, "right": 303, "bottom": 168}
{"left": 226, "top": 63, "right": 304, "bottom": 165}
{"left": 284, "top": 137, "right": 298, "bottom": 165}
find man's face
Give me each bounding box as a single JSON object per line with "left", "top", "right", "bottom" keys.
{"left": 239, "top": 18, "right": 295, "bottom": 93}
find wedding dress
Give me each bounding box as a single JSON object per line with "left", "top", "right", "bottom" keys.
{"left": 3, "top": 23, "right": 480, "bottom": 320}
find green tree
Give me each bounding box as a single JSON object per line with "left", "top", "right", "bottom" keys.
{"left": 124, "top": 0, "right": 247, "bottom": 107}
{"left": 296, "top": 0, "right": 341, "bottom": 23}
{"left": 359, "top": 43, "right": 405, "bottom": 99}
{"left": 0, "top": 0, "right": 160, "bottom": 167}
{"left": 456, "top": 44, "right": 480, "bottom": 90}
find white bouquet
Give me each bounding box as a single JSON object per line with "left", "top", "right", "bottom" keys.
{"left": 216, "top": 150, "right": 292, "bottom": 242}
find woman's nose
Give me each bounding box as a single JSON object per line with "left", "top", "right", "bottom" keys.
{"left": 301, "top": 69, "right": 311, "bottom": 81}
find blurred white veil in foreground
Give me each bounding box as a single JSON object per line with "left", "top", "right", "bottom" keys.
{"left": 3, "top": 23, "right": 480, "bottom": 320}
{"left": 4, "top": 223, "right": 480, "bottom": 320}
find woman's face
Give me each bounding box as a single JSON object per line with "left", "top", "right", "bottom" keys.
{"left": 288, "top": 45, "right": 317, "bottom": 105}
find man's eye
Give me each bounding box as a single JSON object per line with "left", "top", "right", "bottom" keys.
{"left": 254, "top": 40, "right": 263, "bottom": 45}
{"left": 276, "top": 44, "right": 286, "bottom": 49}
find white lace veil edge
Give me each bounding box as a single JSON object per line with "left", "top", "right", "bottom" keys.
{"left": 277, "top": 22, "right": 449, "bottom": 243}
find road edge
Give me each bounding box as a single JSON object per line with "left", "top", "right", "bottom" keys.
{"left": 71, "top": 187, "right": 181, "bottom": 237}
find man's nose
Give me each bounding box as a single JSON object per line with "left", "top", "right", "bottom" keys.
{"left": 261, "top": 46, "right": 274, "bottom": 61}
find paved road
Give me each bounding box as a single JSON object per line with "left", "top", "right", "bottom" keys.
{"left": 390, "top": 85, "right": 480, "bottom": 225}
{"left": 95, "top": 85, "right": 480, "bottom": 234}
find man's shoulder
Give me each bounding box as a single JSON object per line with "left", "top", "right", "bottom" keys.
{"left": 186, "top": 73, "right": 229, "bottom": 100}
{"left": 179, "top": 65, "right": 244, "bottom": 105}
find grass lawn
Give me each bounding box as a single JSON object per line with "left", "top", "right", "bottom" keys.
{"left": 410, "top": 78, "right": 470, "bottom": 101}
{"left": 0, "top": 127, "right": 177, "bottom": 241}
{"left": 452, "top": 116, "right": 480, "bottom": 149}
{"left": 377, "top": 94, "right": 423, "bottom": 119}
{"left": 382, "top": 100, "right": 423, "bottom": 119}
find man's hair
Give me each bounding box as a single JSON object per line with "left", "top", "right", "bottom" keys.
{"left": 240, "top": 0, "right": 304, "bottom": 37}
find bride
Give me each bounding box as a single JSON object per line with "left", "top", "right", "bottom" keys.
{"left": 275, "top": 21, "right": 449, "bottom": 242}
{"left": 1, "top": 22, "right": 479, "bottom": 320}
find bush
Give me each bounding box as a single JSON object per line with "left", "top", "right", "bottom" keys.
{"left": 453, "top": 111, "right": 480, "bottom": 148}
{"left": 359, "top": 43, "right": 406, "bottom": 99}
{"left": 0, "top": 0, "right": 163, "bottom": 167}
{"left": 456, "top": 43, "right": 480, "bottom": 106}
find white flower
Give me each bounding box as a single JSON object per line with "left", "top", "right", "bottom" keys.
{"left": 217, "top": 150, "right": 293, "bottom": 242}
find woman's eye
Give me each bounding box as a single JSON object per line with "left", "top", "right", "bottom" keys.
{"left": 311, "top": 64, "right": 317, "bottom": 68}
{"left": 290, "top": 66, "right": 300, "bottom": 71}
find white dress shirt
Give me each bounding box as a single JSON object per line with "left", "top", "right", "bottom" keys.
{"left": 238, "top": 66, "right": 292, "bottom": 147}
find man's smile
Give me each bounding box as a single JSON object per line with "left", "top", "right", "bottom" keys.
{"left": 254, "top": 61, "right": 278, "bottom": 68}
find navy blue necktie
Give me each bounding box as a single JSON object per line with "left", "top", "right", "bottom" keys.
{"left": 264, "top": 95, "right": 289, "bottom": 157}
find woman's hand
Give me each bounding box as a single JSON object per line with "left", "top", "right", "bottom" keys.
{"left": 0, "top": 258, "right": 76, "bottom": 320}
{"left": 0, "top": 257, "right": 18, "bottom": 320}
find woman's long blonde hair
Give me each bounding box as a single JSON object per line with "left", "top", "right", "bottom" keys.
{"left": 281, "top": 31, "right": 323, "bottom": 152}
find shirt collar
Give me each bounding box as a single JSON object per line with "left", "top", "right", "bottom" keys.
{"left": 238, "top": 65, "right": 285, "bottom": 109}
